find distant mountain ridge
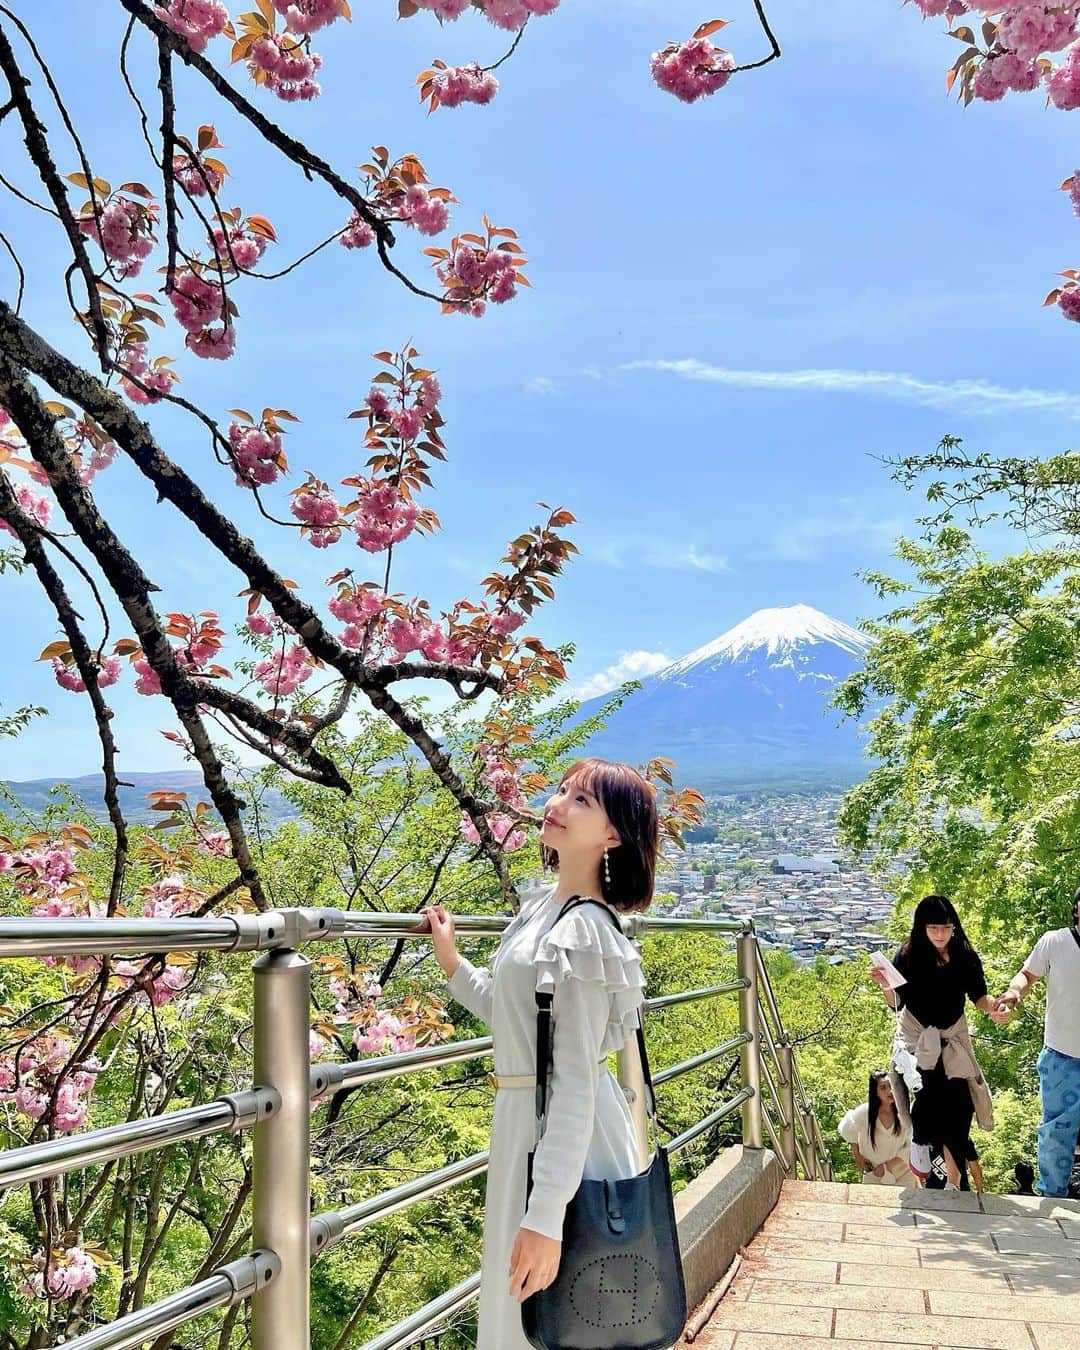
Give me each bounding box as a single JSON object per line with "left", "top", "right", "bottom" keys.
{"left": 0, "top": 770, "right": 293, "bottom": 826}
{"left": 577, "top": 603, "right": 873, "bottom": 789}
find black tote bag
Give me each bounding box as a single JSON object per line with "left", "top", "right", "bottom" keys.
{"left": 521, "top": 897, "right": 687, "bottom": 1350}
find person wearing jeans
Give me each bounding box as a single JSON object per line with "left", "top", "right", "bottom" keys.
{"left": 997, "top": 886, "right": 1080, "bottom": 1198}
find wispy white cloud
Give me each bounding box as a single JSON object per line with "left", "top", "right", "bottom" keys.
{"left": 623, "top": 358, "right": 1080, "bottom": 419}
{"left": 571, "top": 650, "right": 673, "bottom": 701}
{"left": 764, "top": 505, "right": 908, "bottom": 562}
{"left": 525, "top": 376, "right": 559, "bottom": 397}
{"left": 590, "top": 536, "right": 730, "bottom": 573}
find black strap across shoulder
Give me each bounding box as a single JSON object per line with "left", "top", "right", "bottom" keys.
{"left": 532, "top": 894, "right": 656, "bottom": 1131}
{"left": 1070, "top": 925, "right": 1080, "bottom": 953}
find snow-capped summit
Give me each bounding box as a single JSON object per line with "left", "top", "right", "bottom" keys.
{"left": 578, "top": 604, "right": 871, "bottom": 788}
{"left": 663, "top": 604, "right": 870, "bottom": 679}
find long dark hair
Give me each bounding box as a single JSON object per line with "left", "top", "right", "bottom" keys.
{"left": 898, "top": 894, "right": 978, "bottom": 973}
{"left": 540, "top": 758, "right": 659, "bottom": 913}
{"left": 867, "top": 1069, "right": 897, "bottom": 1149}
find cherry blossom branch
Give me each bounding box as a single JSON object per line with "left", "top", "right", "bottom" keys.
{"left": 362, "top": 680, "right": 515, "bottom": 903}
{"left": 484, "top": 21, "right": 529, "bottom": 74}
{"left": 155, "top": 42, "right": 180, "bottom": 292}
{"left": 0, "top": 229, "right": 24, "bottom": 310}
{"left": 118, "top": 0, "right": 460, "bottom": 309}
{"left": 0, "top": 19, "right": 109, "bottom": 366}
{"left": 0, "top": 475, "right": 130, "bottom": 912}
{"left": 0, "top": 304, "right": 513, "bottom": 712}
{"left": 0, "top": 350, "right": 268, "bottom": 907}
{"left": 732, "top": 0, "right": 781, "bottom": 76}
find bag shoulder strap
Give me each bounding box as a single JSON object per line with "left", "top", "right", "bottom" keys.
{"left": 1069, "top": 925, "right": 1080, "bottom": 954}
{"left": 533, "top": 896, "right": 656, "bottom": 1129}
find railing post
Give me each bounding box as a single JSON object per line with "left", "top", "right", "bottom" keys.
{"left": 779, "top": 1038, "right": 796, "bottom": 1176}
{"left": 252, "top": 949, "right": 311, "bottom": 1349}
{"left": 736, "top": 930, "right": 763, "bottom": 1150}
{"left": 801, "top": 1106, "right": 818, "bottom": 1180}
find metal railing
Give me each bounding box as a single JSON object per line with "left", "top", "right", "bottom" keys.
{"left": 0, "top": 906, "right": 833, "bottom": 1349}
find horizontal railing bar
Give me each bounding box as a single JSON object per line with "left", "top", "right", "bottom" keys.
{"left": 667, "top": 1086, "right": 754, "bottom": 1153}
{"left": 0, "top": 1089, "right": 277, "bottom": 1191}
{"left": 311, "top": 1151, "right": 489, "bottom": 1257}
{"left": 59, "top": 1251, "right": 279, "bottom": 1350}
{"left": 634, "top": 915, "right": 750, "bottom": 934}
{"left": 652, "top": 1034, "right": 751, "bottom": 1087}
{"left": 358, "top": 1271, "right": 482, "bottom": 1350}
{"left": 312, "top": 1037, "right": 492, "bottom": 1099}
{"left": 644, "top": 978, "right": 748, "bottom": 1012}
{"left": 0, "top": 916, "right": 245, "bottom": 958}
{"left": 0, "top": 908, "right": 751, "bottom": 961}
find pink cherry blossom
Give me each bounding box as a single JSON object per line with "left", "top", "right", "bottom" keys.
{"left": 999, "top": 4, "right": 1077, "bottom": 60}
{"left": 169, "top": 269, "right": 223, "bottom": 333}
{"left": 230, "top": 422, "right": 284, "bottom": 487}
{"left": 78, "top": 198, "right": 156, "bottom": 278}
{"left": 1059, "top": 286, "right": 1080, "bottom": 320}
{"left": 154, "top": 0, "right": 230, "bottom": 52}
{"left": 340, "top": 214, "right": 375, "bottom": 249}
{"left": 1049, "top": 41, "right": 1080, "bottom": 107}
{"left": 186, "top": 323, "right": 236, "bottom": 359}
{"left": 273, "top": 0, "right": 347, "bottom": 34}
{"left": 133, "top": 657, "right": 162, "bottom": 696}
{"left": 253, "top": 643, "right": 313, "bottom": 697}
{"left": 397, "top": 185, "right": 450, "bottom": 236}
{"left": 248, "top": 32, "right": 323, "bottom": 100}
{"left": 480, "top": 0, "right": 531, "bottom": 30}
{"left": 172, "top": 153, "right": 225, "bottom": 197}
{"left": 20, "top": 1245, "right": 99, "bottom": 1300}
{"left": 432, "top": 63, "right": 499, "bottom": 109}
{"left": 412, "top": 0, "right": 471, "bottom": 18}
{"left": 0, "top": 481, "right": 51, "bottom": 538}
{"left": 51, "top": 654, "right": 121, "bottom": 694}
{"left": 651, "top": 35, "right": 735, "bottom": 103}
{"left": 329, "top": 585, "right": 386, "bottom": 626}
{"left": 351, "top": 478, "right": 421, "bottom": 552}
{"left": 120, "top": 343, "right": 177, "bottom": 405}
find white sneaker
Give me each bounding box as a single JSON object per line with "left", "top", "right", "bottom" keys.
{"left": 909, "top": 1143, "right": 932, "bottom": 1180}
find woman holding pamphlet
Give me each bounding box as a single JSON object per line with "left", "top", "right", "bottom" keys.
{"left": 869, "top": 895, "right": 1005, "bottom": 1189}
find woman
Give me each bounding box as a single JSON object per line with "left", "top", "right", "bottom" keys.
{"left": 838, "top": 1070, "right": 916, "bottom": 1186}
{"left": 869, "top": 895, "right": 1003, "bottom": 1188}
{"left": 421, "top": 758, "right": 658, "bottom": 1350}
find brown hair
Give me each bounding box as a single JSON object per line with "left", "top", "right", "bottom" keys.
{"left": 540, "top": 758, "right": 660, "bottom": 913}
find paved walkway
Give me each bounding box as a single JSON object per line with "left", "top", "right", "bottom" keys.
{"left": 692, "top": 1178, "right": 1080, "bottom": 1349}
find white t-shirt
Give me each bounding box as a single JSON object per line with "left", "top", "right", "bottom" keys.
{"left": 1024, "top": 928, "right": 1080, "bottom": 1059}
{"left": 837, "top": 1100, "right": 911, "bottom": 1165}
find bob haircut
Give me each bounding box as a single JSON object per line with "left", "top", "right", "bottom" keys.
{"left": 540, "top": 758, "right": 660, "bottom": 913}
{"left": 899, "top": 894, "right": 977, "bottom": 973}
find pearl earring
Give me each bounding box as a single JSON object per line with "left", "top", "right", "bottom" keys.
{"left": 603, "top": 849, "right": 611, "bottom": 888}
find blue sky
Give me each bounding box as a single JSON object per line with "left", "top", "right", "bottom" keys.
{"left": 2, "top": 0, "right": 1079, "bottom": 776}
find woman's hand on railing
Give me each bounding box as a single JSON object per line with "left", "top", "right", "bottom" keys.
{"left": 418, "top": 904, "right": 460, "bottom": 977}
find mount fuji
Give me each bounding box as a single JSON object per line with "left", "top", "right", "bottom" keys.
{"left": 575, "top": 604, "right": 873, "bottom": 789}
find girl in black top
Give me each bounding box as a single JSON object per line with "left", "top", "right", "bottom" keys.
{"left": 870, "top": 895, "right": 1003, "bottom": 1188}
